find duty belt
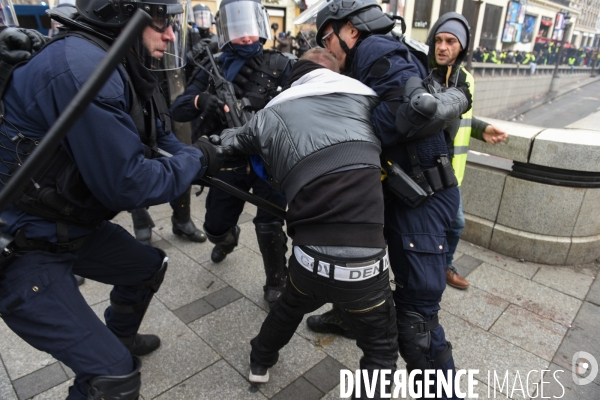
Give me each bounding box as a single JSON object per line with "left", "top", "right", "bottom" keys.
{"left": 293, "top": 246, "right": 389, "bottom": 282}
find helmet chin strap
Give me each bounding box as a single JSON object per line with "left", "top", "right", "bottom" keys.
{"left": 332, "top": 20, "right": 368, "bottom": 74}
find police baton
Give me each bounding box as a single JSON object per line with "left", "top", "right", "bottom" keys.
{"left": 0, "top": 9, "right": 152, "bottom": 225}
{"left": 155, "top": 149, "right": 287, "bottom": 220}
{"left": 202, "top": 175, "right": 287, "bottom": 220}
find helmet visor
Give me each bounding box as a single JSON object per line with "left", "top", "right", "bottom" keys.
{"left": 0, "top": 0, "right": 18, "bottom": 28}
{"left": 217, "top": 1, "right": 271, "bottom": 48}
{"left": 293, "top": 0, "right": 328, "bottom": 49}
{"left": 194, "top": 9, "right": 213, "bottom": 29}
{"left": 135, "top": 1, "right": 188, "bottom": 71}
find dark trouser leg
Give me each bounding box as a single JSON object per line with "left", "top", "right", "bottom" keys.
{"left": 252, "top": 255, "right": 397, "bottom": 400}
{"left": 385, "top": 188, "right": 462, "bottom": 400}
{"left": 341, "top": 281, "right": 398, "bottom": 400}
{"left": 204, "top": 225, "right": 241, "bottom": 263}
{"left": 255, "top": 222, "right": 287, "bottom": 303}
{"left": 129, "top": 208, "right": 154, "bottom": 245}
{"left": 0, "top": 251, "right": 134, "bottom": 399}
{"left": 250, "top": 266, "right": 325, "bottom": 372}
{"left": 250, "top": 178, "right": 288, "bottom": 303}
{"left": 203, "top": 166, "right": 249, "bottom": 263}
{"left": 73, "top": 221, "right": 167, "bottom": 356}
{"left": 170, "top": 186, "right": 207, "bottom": 243}
{"left": 445, "top": 189, "right": 469, "bottom": 289}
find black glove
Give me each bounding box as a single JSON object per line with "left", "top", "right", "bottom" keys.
{"left": 455, "top": 69, "right": 473, "bottom": 112}
{"left": 0, "top": 28, "right": 49, "bottom": 65}
{"left": 192, "top": 137, "right": 231, "bottom": 176}
{"left": 196, "top": 93, "right": 223, "bottom": 119}
{"left": 208, "top": 134, "right": 221, "bottom": 145}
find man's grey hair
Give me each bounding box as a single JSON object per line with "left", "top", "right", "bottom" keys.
{"left": 300, "top": 48, "right": 340, "bottom": 73}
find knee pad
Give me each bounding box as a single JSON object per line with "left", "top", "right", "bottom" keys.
{"left": 143, "top": 248, "right": 168, "bottom": 294}
{"left": 204, "top": 225, "right": 240, "bottom": 249}
{"left": 110, "top": 250, "right": 168, "bottom": 315}
{"left": 87, "top": 356, "right": 142, "bottom": 400}
{"left": 396, "top": 311, "right": 438, "bottom": 372}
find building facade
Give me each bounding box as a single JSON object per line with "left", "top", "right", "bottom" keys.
{"left": 381, "top": 0, "right": 600, "bottom": 52}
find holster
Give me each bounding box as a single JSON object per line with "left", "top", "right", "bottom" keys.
{"left": 383, "top": 160, "right": 429, "bottom": 209}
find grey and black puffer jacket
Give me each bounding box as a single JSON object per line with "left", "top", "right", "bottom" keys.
{"left": 220, "top": 68, "right": 381, "bottom": 203}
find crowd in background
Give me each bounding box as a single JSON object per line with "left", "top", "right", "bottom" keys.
{"left": 472, "top": 43, "right": 600, "bottom": 70}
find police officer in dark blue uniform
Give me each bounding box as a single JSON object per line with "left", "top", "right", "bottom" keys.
{"left": 0, "top": 0, "right": 225, "bottom": 397}
{"left": 304, "top": 1, "right": 471, "bottom": 398}
{"left": 170, "top": 0, "right": 294, "bottom": 304}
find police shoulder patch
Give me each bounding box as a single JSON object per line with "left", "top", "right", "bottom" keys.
{"left": 369, "top": 57, "right": 391, "bottom": 78}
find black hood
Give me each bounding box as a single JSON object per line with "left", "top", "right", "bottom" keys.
{"left": 426, "top": 12, "right": 470, "bottom": 69}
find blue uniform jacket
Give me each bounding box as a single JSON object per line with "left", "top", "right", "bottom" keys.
{"left": 0, "top": 36, "right": 206, "bottom": 242}
{"left": 352, "top": 35, "right": 448, "bottom": 172}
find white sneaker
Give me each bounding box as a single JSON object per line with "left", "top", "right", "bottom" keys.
{"left": 249, "top": 361, "right": 269, "bottom": 383}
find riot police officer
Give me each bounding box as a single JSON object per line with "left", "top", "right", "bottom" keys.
{"left": 0, "top": 0, "right": 225, "bottom": 398}
{"left": 171, "top": 0, "right": 294, "bottom": 304}
{"left": 128, "top": 2, "right": 218, "bottom": 247}
{"left": 303, "top": 0, "right": 471, "bottom": 398}
{"left": 192, "top": 3, "right": 215, "bottom": 40}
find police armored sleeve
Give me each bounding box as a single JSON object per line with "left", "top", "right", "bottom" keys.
{"left": 394, "top": 76, "right": 469, "bottom": 143}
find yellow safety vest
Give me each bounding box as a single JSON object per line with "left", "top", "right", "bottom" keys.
{"left": 452, "top": 67, "right": 475, "bottom": 186}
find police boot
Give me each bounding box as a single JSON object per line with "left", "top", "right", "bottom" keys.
{"left": 171, "top": 187, "right": 207, "bottom": 243}
{"left": 306, "top": 304, "right": 356, "bottom": 339}
{"left": 118, "top": 333, "right": 161, "bottom": 357}
{"left": 255, "top": 222, "right": 287, "bottom": 303}
{"left": 205, "top": 225, "right": 241, "bottom": 263}
{"left": 111, "top": 253, "right": 168, "bottom": 357}
{"left": 85, "top": 356, "right": 142, "bottom": 400}
{"left": 129, "top": 208, "right": 154, "bottom": 245}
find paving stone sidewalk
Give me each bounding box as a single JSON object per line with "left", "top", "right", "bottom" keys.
{"left": 1, "top": 189, "right": 599, "bottom": 400}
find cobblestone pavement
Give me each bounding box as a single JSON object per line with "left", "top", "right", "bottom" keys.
{"left": 1, "top": 189, "right": 599, "bottom": 399}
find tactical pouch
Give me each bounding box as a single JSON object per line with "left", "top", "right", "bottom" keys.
{"left": 421, "top": 155, "right": 458, "bottom": 193}
{"left": 383, "top": 160, "right": 429, "bottom": 209}
{"left": 438, "top": 155, "right": 458, "bottom": 188}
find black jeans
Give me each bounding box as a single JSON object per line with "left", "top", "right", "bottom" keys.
{"left": 250, "top": 251, "right": 398, "bottom": 399}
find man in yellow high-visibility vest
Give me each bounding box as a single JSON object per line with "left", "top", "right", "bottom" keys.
{"left": 429, "top": 13, "right": 508, "bottom": 290}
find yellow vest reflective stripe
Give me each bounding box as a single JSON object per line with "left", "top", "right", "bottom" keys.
{"left": 452, "top": 67, "right": 474, "bottom": 186}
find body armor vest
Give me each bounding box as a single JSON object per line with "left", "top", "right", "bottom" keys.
{"left": 232, "top": 50, "right": 294, "bottom": 110}
{"left": 3, "top": 30, "right": 171, "bottom": 228}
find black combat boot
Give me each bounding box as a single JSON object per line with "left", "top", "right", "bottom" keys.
{"left": 118, "top": 333, "right": 161, "bottom": 357}
{"left": 306, "top": 304, "right": 356, "bottom": 339}
{"left": 205, "top": 225, "right": 241, "bottom": 263}
{"left": 255, "top": 222, "right": 287, "bottom": 303}
{"left": 129, "top": 208, "right": 155, "bottom": 245}
{"left": 171, "top": 187, "right": 207, "bottom": 243}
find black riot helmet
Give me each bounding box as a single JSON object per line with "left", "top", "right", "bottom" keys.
{"left": 215, "top": 0, "right": 271, "bottom": 49}
{"left": 192, "top": 3, "right": 213, "bottom": 30}
{"left": 71, "top": 0, "right": 188, "bottom": 70}
{"left": 314, "top": 0, "right": 394, "bottom": 47}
